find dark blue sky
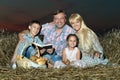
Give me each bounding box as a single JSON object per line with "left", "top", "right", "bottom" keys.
{"left": 0, "top": 0, "right": 120, "bottom": 32}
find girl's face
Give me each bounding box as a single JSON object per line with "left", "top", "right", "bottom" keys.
{"left": 67, "top": 36, "right": 77, "bottom": 48}
{"left": 29, "top": 23, "right": 41, "bottom": 37}
{"left": 70, "top": 20, "right": 81, "bottom": 31}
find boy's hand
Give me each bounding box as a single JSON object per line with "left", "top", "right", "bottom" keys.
{"left": 47, "top": 48, "right": 54, "bottom": 54}
{"left": 40, "top": 48, "right": 46, "bottom": 55}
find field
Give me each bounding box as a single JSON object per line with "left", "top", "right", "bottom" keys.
{"left": 0, "top": 28, "right": 120, "bottom": 80}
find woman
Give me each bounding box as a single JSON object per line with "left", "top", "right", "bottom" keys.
{"left": 69, "top": 13, "right": 108, "bottom": 66}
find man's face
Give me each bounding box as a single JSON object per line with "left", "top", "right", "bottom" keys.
{"left": 53, "top": 13, "right": 66, "bottom": 29}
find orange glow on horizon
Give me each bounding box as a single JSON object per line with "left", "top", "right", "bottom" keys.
{"left": 0, "top": 22, "right": 27, "bottom": 32}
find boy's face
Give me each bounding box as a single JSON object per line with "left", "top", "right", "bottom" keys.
{"left": 29, "top": 23, "right": 41, "bottom": 37}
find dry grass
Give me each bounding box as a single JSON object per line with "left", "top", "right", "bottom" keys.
{"left": 0, "top": 28, "right": 120, "bottom": 80}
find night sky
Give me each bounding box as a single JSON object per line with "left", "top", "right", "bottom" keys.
{"left": 0, "top": 0, "right": 120, "bottom": 32}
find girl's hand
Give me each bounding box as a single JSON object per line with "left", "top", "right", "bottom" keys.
{"left": 65, "top": 59, "right": 70, "bottom": 65}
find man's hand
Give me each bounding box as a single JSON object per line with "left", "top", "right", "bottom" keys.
{"left": 18, "top": 30, "right": 29, "bottom": 42}
{"left": 65, "top": 59, "right": 70, "bottom": 65}
{"left": 46, "top": 48, "right": 54, "bottom": 54}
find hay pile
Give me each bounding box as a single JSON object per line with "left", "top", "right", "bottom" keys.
{"left": 0, "top": 29, "right": 120, "bottom": 80}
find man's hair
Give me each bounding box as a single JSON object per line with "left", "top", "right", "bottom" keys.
{"left": 53, "top": 9, "right": 66, "bottom": 16}
{"left": 29, "top": 20, "right": 41, "bottom": 26}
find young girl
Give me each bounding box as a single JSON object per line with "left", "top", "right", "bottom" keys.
{"left": 54, "top": 34, "right": 86, "bottom": 68}
{"left": 69, "top": 13, "right": 109, "bottom": 66}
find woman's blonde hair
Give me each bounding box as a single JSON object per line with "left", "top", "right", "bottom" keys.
{"left": 69, "top": 13, "right": 98, "bottom": 53}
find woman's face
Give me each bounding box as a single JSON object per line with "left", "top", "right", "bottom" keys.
{"left": 70, "top": 20, "right": 81, "bottom": 31}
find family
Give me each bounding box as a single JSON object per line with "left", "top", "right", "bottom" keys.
{"left": 11, "top": 10, "right": 109, "bottom": 69}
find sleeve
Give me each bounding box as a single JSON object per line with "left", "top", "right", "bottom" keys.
{"left": 17, "top": 36, "right": 29, "bottom": 55}
{"left": 89, "top": 31, "right": 104, "bottom": 59}
{"left": 17, "top": 41, "right": 26, "bottom": 55}
{"left": 66, "top": 25, "right": 76, "bottom": 34}
{"left": 40, "top": 23, "right": 49, "bottom": 35}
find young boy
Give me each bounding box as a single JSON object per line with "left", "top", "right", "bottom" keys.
{"left": 11, "top": 20, "right": 46, "bottom": 69}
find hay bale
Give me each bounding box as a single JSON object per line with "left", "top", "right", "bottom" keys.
{"left": 0, "top": 48, "right": 5, "bottom": 58}
{"left": 0, "top": 28, "right": 120, "bottom": 80}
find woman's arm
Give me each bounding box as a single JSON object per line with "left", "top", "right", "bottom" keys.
{"left": 90, "top": 31, "right": 104, "bottom": 58}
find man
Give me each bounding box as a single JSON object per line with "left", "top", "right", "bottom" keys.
{"left": 41, "top": 10, "right": 75, "bottom": 56}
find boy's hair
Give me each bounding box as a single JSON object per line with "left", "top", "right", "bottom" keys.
{"left": 66, "top": 34, "right": 79, "bottom": 46}
{"left": 29, "top": 20, "right": 41, "bottom": 26}
{"left": 53, "top": 9, "right": 66, "bottom": 17}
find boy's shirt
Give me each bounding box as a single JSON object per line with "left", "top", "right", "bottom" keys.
{"left": 17, "top": 32, "right": 44, "bottom": 55}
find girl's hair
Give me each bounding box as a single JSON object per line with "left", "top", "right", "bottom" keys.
{"left": 66, "top": 34, "right": 79, "bottom": 46}
{"left": 69, "top": 13, "right": 98, "bottom": 53}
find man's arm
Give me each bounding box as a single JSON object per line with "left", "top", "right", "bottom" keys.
{"left": 18, "top": 30, "right": 29, "bottom": 41}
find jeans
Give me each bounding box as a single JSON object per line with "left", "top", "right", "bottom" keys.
{"left": 22, "top": 45, "right": 36, "bottom": 59}
{"left": 51, "top": 55, "right": 62, "bottom": 63}
{"left": 43, "top": 52, "right": 62, "bottom": 63}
